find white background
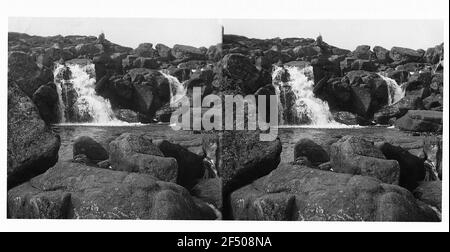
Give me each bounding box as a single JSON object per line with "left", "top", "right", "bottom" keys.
{"left": 1, "top": 0, "right": 449, "bottom": 232}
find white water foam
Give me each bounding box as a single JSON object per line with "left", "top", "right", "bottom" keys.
{"left": 53, "top": 64, "right": 67, "bottom": 123}
{"left": 272, "top": 65, "right": 345, "bottom": 127}
{"left": 54, "top": 63, "right": 122, "bottom": 124}
{"left": 160, "top": 71, "right": 187, "bottom": 104}
{"left": 378, "top": 74, "right": 406, "bottom": 105}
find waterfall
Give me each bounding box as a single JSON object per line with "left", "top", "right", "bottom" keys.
{"left": 378, "top": 74, "right": 406, "bottom": 105}
{"left": 53, "top": 64, "right": 67, "bottom": 123}
{"left": 160, "top": 71, "right": 187, "bottom": 104}
{"left": 272, "top": 65, "right": 338, "bottom": 126}
{"left": 53, "top": 63, "right": 119, "bottom": 124}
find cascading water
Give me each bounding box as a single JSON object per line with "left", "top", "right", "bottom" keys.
{"left": 272, "top": 65, "right": 340, "bottom": 127}
{"left": 160, "top": 71, "right": 187, "bottom": 104}
{"left": 53, "top": 63, "right": 120, "bottom": 124}
{"left": 378, "top": 74, "right": 406, "bottom": 105}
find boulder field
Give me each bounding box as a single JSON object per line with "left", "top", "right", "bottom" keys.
{"left": 221, "top": 34, "right": 443, "bottom": 132}
{"left": 8, "top": 133, "right": 221, "bottom": 220}
{"left": 8, "top": 32, "right": 443, "bottom": 132}
{"left": 7, "top": 31, "right": 443, "bottom": 221}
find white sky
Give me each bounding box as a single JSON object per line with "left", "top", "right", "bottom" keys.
{"left": 9, "top": 17, "right": 222, "bottom": 48}
{"left": 9, "top": 18, "right": 444, "bottom": 51}
{"left": 223, "top": 19, "right": 444, "bottom": 50}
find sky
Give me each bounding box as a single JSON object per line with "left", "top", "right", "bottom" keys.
{"left": 8, "top": 17, "right": 222, "bottom": 48}
{"left": 223, "top": 19, "right": 444, "bottom": 50}
{"left": 9, "top": 18, "right": 443, "bottom": 50}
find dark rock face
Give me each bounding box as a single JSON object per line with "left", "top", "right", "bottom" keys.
{"left": 395, "top": 110, "right": 443, "bottom": 132}
{"left": 344, "top": 71, "right": 389, "bottom": 117}
{"left": 294, "top": 138, "right": 329, "bottom": 166}
{"left": 330, "top": 136, "right": 400, "bottom": 184}
{"left": 101, "top": 68, "right": 173, "bottom": 120}
{"left": 157, "top": 140, "right": 205, "bottom": 190}
{"left": 7, "top": 81, "right": 60, "bottom": 189}
{"left": 7, "top": 162, "right": 216, "bottom": 220}
{"left": 221, "top": 53, "right": 262, "bottom": 94}
{"left": 8, "top": 51, "right": 53, "bottom": 97}
{"left": 423, "top": 93, "right": 443, "bottom": 111}
{"left": 230, "top": 164, "right": 439, "bottom": 221}
{"left": 73, "top": 136, "right": 109, "bottom": 162}
{"left": 219, "top": 131, "right": 282, "bottom": 195}
{"left": 32, "top": 82, "right": 60, "bottom": 124}
{"left": 413, "top": 181, "right": 442, "bottom": 211}
{"left": 377, "top": 142, "right": 425, "bottom": 191}
{"left": 319, "top": 70, "right": 392, "bottom": 118}
{"left": 424, "top": 44, "right": 443, "bottom": 64}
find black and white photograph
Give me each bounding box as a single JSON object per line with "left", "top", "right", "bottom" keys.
{"left": 1, "top": 0, "right": 448, "bottom": 235}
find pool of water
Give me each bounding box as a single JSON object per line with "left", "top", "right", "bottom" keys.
{"left": 52, "top": 123, "right": 197, "bottom": 163}
{"left": 53, "top": 124, "right": 428, "bottom": 164}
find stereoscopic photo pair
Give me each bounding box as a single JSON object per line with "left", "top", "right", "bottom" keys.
{"left": 7, "top": 18, "right": 443, "bottom": 222}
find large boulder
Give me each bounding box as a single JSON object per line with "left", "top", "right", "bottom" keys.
{"left": 171, "top": 44, "right": 206, "bottom": 61}
{"left": 293, "top": 45, "right": 320, "bottom": 58}
{"left": 126, "top": 68, "right": 171, "bottom": 117}
{"left": 121, "top": 153, "right": 178, "bottom": 183}
{"left": 7, "top": 81, "right": 60, "bottom": 189}
{"left": 424, "top": 44, "right": 443, "bottom": 64}
{"left": 32, "top": 82, "right": 60, "bottom": 124}
{"left": 219, "top": 131, "right": 282, "bottom": 195}
{"left": 108, "top": 133, "right": 177, "bottom": 182}
{"left": 330, "top": 136, "right": 400, "bottom": 184}
{"left": 156, "top": 140, "right": 205, "bottom": 190}
{"left": 340, "top": 70, "right": 390, "bottom": 117}
{"left": 389, "top": 47, "right": 423, "bottom": 64}
{"left": 395, "top": 110, "right": 442, "bottom": 132}
{"left": 294, "top": 138, "right": 329, "bottom": 166}
{"left": 352, "top": 45, "right": 373, "bottom": 60}
{"left": 8, "top": 51, "right": 53, "bottom": 97}
{"left": 133, "top": 43, "right": 158, "bottom": 58}
{"left": 73, "top": 136, "right": 109, "bottom": 162}
{"left": 373, "top": 94, "right": 424, "bottom": 125}
{"left": 373, "top": 46, "right": 392, "bottom": 63}
{"left": 221, "top": 53, "right": 262, "bottom": 94}
{"left": 230, "top": 164, "right": 439, "bottom": 221}
{"left": 7, "top": 162, "right": 216, "bottom": 219}
{"left": 155, "top": 43, "right": 173, "bottom": 61}
{"left": 377, "top": 142, "right": 425, "bottom": 191}
{"left": 74, "top": 43, "right": 103, "bottom": 57}
{"left": 206, "top": 44, "right": 223, "bottom": 62}
{"left": 413, "top": 181, "right": 442, "bottom": 211}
